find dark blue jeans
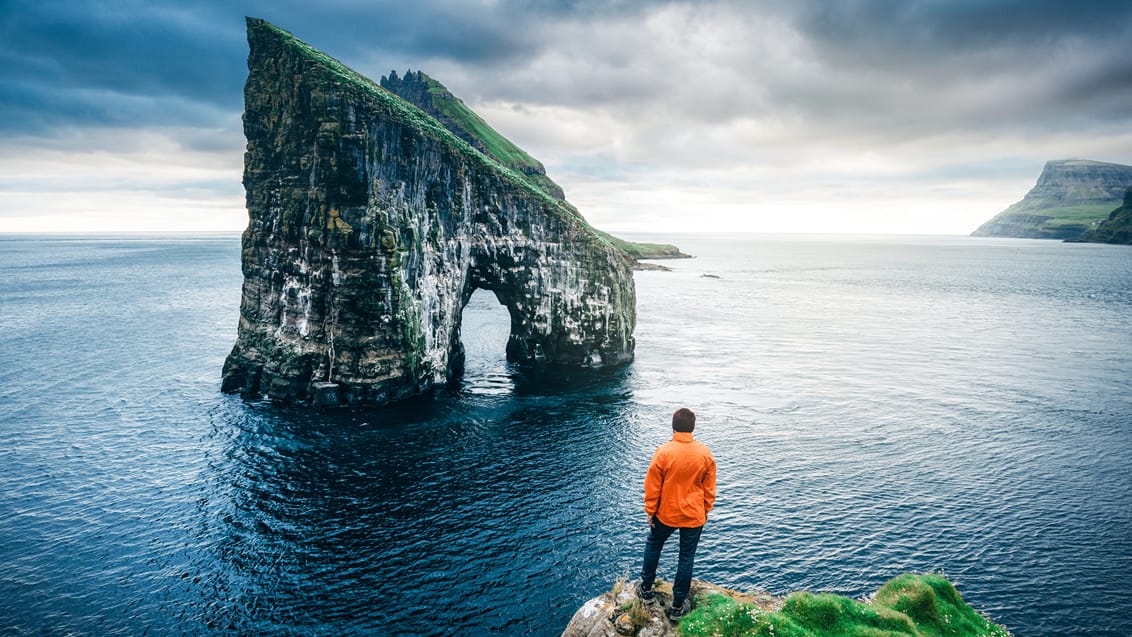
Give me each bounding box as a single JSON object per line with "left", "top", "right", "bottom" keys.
{"left": 640, "top": 517, "right": 703, "bottom": 606}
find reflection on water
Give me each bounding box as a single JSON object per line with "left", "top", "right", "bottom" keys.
{"left": 192, "top": 291, "right": 640, "bottom": 633}
{"left": 201, "top": 372, "right": 641, "bottom": 634}
{"left": 457, "top": 289, "right": 515, "bottom": 397}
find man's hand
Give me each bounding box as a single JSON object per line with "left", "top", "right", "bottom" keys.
{"left": 647, "top": 515, "right": 656, "bottom": 528}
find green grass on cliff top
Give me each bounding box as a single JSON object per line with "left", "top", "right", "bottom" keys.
{"left": 417, "top": 73, "right": 542, "bottom": 173}
{"left": 678, "top": 574, "right": 1010, "bottom": 637}
{"left": 594, "top": 229, "right": 684, "bottom": 259}
{"left": 999, "top": 200, "right": 1117, "bottom": 227}
{"left": 418, "top": 72, "right": 569, "bottom": 203}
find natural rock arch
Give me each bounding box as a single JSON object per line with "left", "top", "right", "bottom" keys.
{"left": 221, "top": 19, "right": 636, "bottom": 406}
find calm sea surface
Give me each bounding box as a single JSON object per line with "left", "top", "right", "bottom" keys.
{"left": 1, "top": 233, "right": 1130, "bottom": 636}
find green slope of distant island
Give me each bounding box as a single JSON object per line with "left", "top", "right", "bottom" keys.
{"left": 1078, "top": 186, "right": 1132, "bottom": 244}
{"left": 380, "top": 70, "right": 689, "bottom": 263}
{"left": 972, "top": 159, "right": 1132, "bottom": 240}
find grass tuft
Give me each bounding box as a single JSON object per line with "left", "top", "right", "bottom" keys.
{"left": 611, "top": 570, "right": 629, "bottom": 597}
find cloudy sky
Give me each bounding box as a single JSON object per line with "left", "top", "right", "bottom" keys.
{"left": 3, "top": 0, "right": 1131, "bottom": 235}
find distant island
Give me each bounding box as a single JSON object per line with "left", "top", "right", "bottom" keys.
{"left": 971, "top": 159, "right": 1132, "bottom": 242}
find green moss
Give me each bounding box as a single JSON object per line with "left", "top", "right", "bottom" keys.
{"left": 380, "top": 227, "right": 398, "bottom": 253}
{"left": 386, "top": 70, "right": 561, "bottom": 200}
{"left": 676, "top": 574, "right": 1009, "bottom": 637}
{"left": 612, "top": 599, "right": 655, "bottom": 631}
{"left": 396, "top": 286, "right": 425, "bottom": 379}
{"left": 423, "top": 76, "right": 541, "bottom": 172}
{"left": 348, "top": 263, "right": 389, "bottom": 320}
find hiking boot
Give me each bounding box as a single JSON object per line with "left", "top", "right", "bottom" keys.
{"left": 636, "top": 582, "right": 656, "bottom": 603}
{"left": 667, "top": 597, "right": 691, "bottom": 621}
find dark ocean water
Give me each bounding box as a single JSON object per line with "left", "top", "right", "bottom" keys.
{"left": 1, "top": 233, "right": 1130, "bottom": 636}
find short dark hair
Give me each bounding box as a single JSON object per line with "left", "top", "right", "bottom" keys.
{"left": 672, "top": 407, "right": 696, "bottom": 432}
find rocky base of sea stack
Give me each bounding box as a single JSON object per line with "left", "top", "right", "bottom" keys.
{"left": 561, "top": 579, "right": 781, "bottom": 637}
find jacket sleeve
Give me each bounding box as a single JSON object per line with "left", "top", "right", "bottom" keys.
{"left": 643, "top": 451, "right": 663, "bottom": 517}
{"left": 703, "top": 454, "right": 717, "bottom": 515}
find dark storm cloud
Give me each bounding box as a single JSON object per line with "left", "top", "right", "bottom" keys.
{"left": 0, "top": 0, "right": 246, "bottom": 132}
{"left": 2, "top": 0, "right": 1129, "bottom": 233}
{"left": 340, "top": 0, "right": 1131, "bottom": 150}
{"left": 794, "top": 0, "right": 1132, "bottom": 60}
{"left": 774, "top": 0, "right": 1132, "bottom": 127}
{"left": 0, "top": 0, "right": 640, "bottom": 134}
{"left": 4, "top": 0, "right": 1131, "bottom": 135}
{"left": 246, "top": 2, "right": 536, "bottom": 64}
{"left": 3, "top": 0, "right": 1130, "bottom": 191}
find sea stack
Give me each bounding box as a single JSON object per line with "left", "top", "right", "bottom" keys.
{"left": 380, "top": 69, "right": 567, "bottom": 201}
{"left": 221, "top": 19, "right": 636, "bottom": 405}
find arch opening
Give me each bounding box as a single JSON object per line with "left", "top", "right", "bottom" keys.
{"left": 452, "top": 287, "right": 515, "bottom": 395}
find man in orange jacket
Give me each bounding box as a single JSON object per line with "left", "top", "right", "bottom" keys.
{"left": 637, "top": 407, "right": 717, "bottom": 620}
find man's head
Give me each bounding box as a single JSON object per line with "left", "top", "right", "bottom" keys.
{"left": 672, "top": 407, "right": 696, "bottom": 433}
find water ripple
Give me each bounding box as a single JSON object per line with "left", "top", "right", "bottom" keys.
{"left": 2, "top": 236, "right": 1131, "bottom": 635}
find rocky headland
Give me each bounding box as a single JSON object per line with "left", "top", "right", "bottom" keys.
{"left": 222, "top": 19, "right": 637, "bottom": 405}
{"left": 972, "top": 159, "right": 1132, "bottom": 240}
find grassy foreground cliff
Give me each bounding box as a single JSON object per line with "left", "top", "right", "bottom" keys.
{"left": 564, "top": 574, "right": 1010, "bottom": 637}
{"left": 678, "top": 574, "right": 1009, "bottom": 637}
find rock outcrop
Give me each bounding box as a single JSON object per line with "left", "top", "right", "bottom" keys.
{"left": 221, "top": 19, "right": 636, "bottom": 405}
{"left": 1077, "top": 186, "right": 1132, "bottom": 244}
{"left": 562, "top": 579, "right": 781, "bottom": 637}
{"left": 972, "top": 159, "right": 1132, "bottom": 239}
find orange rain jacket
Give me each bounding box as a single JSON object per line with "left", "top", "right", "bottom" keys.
{"left": 644, "top": 431, "right": 717, "bottom": 528}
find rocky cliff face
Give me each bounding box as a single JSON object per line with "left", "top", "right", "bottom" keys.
{"left": 221, "top": 19, "right": 636, "bottom": 406}
{"left": 380, "top": 69, "right": 566, "bottom": 201}
{"left": 1080, "top": 186, "right": 1132, "bottom": 244}
{"left": 380, "top": 69, "right": 691, "bottom": 264}
{"left": 972, "top": 159, "right": 1132, "bottom": 239}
